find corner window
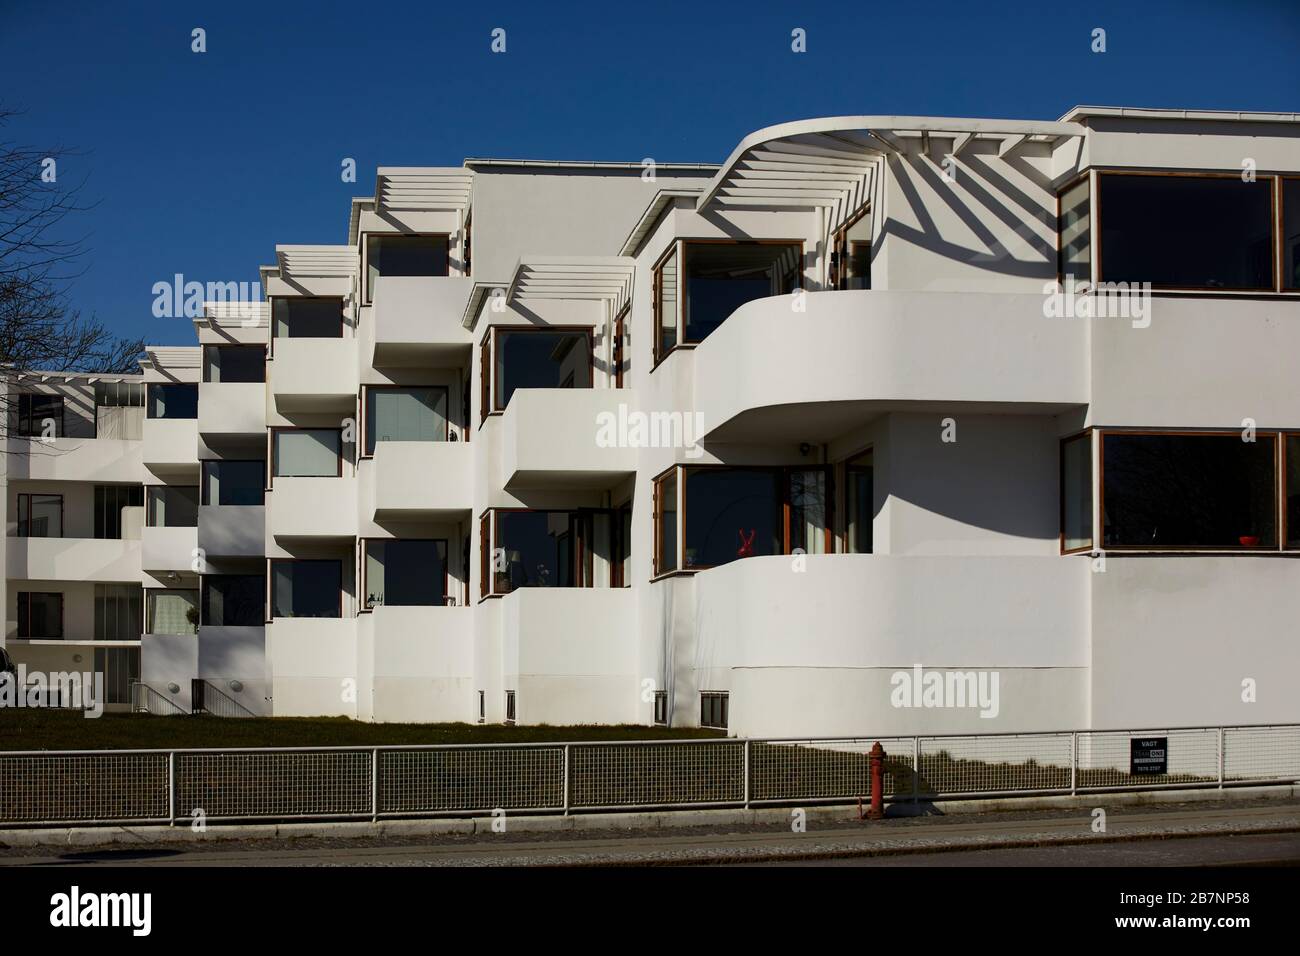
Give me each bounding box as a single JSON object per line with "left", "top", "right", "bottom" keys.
{"left": 1102, "top": 432, "right": 1277, "bottom": 549}
{"left": 364, "top": 539, "right": 447, "bottom": 608}
{"left": 366, "top": 234, "right": 449, "bottom": 301}
{"left": 271, "top": 559, "right": 342, "bottom": 619}
{"left": 272, "top": 297, "right": 343, "bottom": 339}
{"left": 147, "top": 383, "right": 198, "bottom": 419}
{"left": 831, "top": 208, "right": 872, "bottom": 290}
{"left": 653, "top": 469, "right": 678, "bottom": 575}
{"left": 364, "top": 386, "right": 448, "bottom": 454}
{"left": 202, "top": 460, "right": 265, "bottom": 505}
{"left": 147, "top": 589, "right": 199, "bottom": 636}
{"left": 16, "top": 393, "right": 64, "bottom": 437}
{"left": 147, "top": 486, "right": 199, "bottom": 528}
{"left": 203, "top": 345, "right": 265, "bottom": 383}
{"left": 481, "top": 508, "right": 618, "bottom": 595}
{"left": 16, "top": 494, "right": 62, "bottom": 537}
{"left": 700, "top": 691, "right": 728, "bottom": 730}
{"left": 653, "top": 244, "right": 678, "bottom": 364}
{"left": 272, "top": 429, "right": 341, "bottom": 478}
{"left": 1098, "top": 173, "right": 1274, "bottom": 290}
{"left": 1060, "top": 432, "right": 1093, "bottom": 553}
{"left": 491, "top": 328, "right": 592, "bottom": 411}
{"left": 202, "top": 574, "right": 265, "bottom": 626}
{"left": 17, "top": 592, "right": 62, "bottom": 638}
{"left": 1057, "top": 177, "right": 1091, "bottom": 283}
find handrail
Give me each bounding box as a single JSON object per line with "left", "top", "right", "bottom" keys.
{"left": 196, "top": 679, "right": 256, "bottom": 718}
{"left": 129, "top": 681, "right": 188, "bottom": 716}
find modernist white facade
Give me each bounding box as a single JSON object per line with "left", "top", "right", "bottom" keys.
{"left": 4, "top": 106, "right": 1300, "bottom": 736}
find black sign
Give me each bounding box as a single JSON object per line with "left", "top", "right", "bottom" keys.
{"left": 1130, "top": 736, "right": 1168, "bottom": 775}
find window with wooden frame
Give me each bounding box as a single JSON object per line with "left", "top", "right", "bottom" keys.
{"left": 484, "top": 326, "right": 594, "bottom": 413}
{"left": 478, "top": 334, "right": 491, "bottom": 426}
{"left": 653, "top": 240, "right": 805, "bottom": 366}
{"left": 830, "top": 206, "right": 872, "bottom": 290}
{"left": 362, "top": 385, "right": 449, "bottom": 455}
{"left": 1282, "top": 433, "right": 1300, "bottom": 550}
{"left": 1096, "top": 172, "right": 1284, "bottom": 292}
{"left": 480, "top": 508, "right": 615, "bottom": 596}
{"left": 613, "top": 304, "right": 628, "bottom": 389}
{"left": 363, "top": 233, "right": 450, "bottom": 303}
{"left": 1282, "top": 177, "right": 1300, "bottom": 292}
{"left": 1060, "top": 431, "right": 1094, "bottom": 554}
{"left": 1056, "top": 175, "right": 1091, "bottom": 284}
{"left": 16, "top": 493, "right": 62, "bottom": 537}
{"left": 270, "top": 428, "right": 343, "bottom": 479}
{"left": 654, "top": 464, "right": 832, "bottom": 573}
{"left": 1101, "top": 430, "right": 1279, "bottom": 550}
{"left": 362, "top": 538, "right": 448, "bottom": 609}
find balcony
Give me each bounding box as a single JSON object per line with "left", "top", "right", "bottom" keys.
{"left": 141, "top": 526, "right": 198, "bottom": 572}
{"left": 268, "top": 478, "right": 357, "bottom": 542}
{"left": 6, "top": 536, "right": 142, "bottom": 582}
{"left": 197, "top": 505, "right": 265, "bottom": 558}
{"left": 359, "top": 605, "right": 473, "bottom": 722}
{"left": 500, "top": 588, "right": 636, "bottom": 725}
{"left": 370, "top": 275, "right": 474, "bottom": 367}
{"left": 269, "top": 338, "right": 359, "bottom": 413}
{"left": 142, "top": 418, "right": 200, "bottom": 475}
{"left": 198, "top": 382, "right": 266, "bottom": 437}
{"left": 367, "top": 441, "right": 471, "bottom": 521}
{"left": 267, "top": 617, "right": 358, "bottom": 717}
{"left": 3, "top": 437, "right": 142, "bottom": 483}
{"left": 499, "top": 389, "right": 638, "bottom": 489}
{"left": 692, "top": 290, "right": 1088, "bottom": 443}
{"left": 690, "top": 554, "right": 1089, "bottom": 736}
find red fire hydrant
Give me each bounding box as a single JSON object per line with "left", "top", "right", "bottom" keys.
{"left": 865, "top": 741, "right": 886, "bottom": 820}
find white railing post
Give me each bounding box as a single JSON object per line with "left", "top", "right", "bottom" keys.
{"left": 167, "top": 751, "right": 176, "bottom": 826}
{"left": 1218, "top": 727, "right": 1225, "bottom": 789}
{"left": 562, "top": 744, "right": 570, "bottom": 814}
{"left": 743, "top": 739, "right": 750, "bottom": 809}
{"left": 371, "top": 748, "right": 379, "bottom": 822}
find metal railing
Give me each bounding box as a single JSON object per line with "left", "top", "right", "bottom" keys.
{"left": 193, "top": 680, "right": 256, "bottom": 719}
{"left": 0, "top": 722, "right": 1296, "bottom": 829}
{"left": 129, "top": 682, "right": 187, "bottom": 717}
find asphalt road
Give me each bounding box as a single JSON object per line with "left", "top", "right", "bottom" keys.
{"left": 3, "top": 800, "right": 1298, "bottom": 867}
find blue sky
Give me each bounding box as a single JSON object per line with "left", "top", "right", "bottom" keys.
{"left": 1, "top": 0, "right": 1297, "bottom": 347}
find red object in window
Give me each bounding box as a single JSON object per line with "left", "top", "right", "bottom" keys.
{"left": 737, "top": 529, "right": 755, "bottom": 558}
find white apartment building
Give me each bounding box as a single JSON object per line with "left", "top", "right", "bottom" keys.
{"left": 3, "top": 106, "right": 1299, "bottom": 736}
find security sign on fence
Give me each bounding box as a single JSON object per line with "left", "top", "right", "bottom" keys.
{"left": 0, "top": 724, "right": 1298, "bottom": 829}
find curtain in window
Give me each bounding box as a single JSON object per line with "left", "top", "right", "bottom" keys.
{"left": 789, "top": 470, "right": 828, "bottom": 555}
{"left": 95, "top": 584, "right": 142, "bottom": 641}
{"left": 275, "top": 430, "right": 339, "bottom": 476}
{"left": 367, "top": 388, "right": 446, "bottom": 452}
{"left": 150, "top": 590, "right": 199, "bottom": 635}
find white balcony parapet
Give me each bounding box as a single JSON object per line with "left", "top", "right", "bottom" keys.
{"left": 6, "top": 537, "right": 142, "bottom": 583}
{"left": 268, "top": 477, "right": 357, "bottom": 541}
{"left": 198, "top": 382, "right": 266, "bottom": 437}
{"left": 141, "top": 526, "right": 198, "bottom": 573}
{"left": 269, "top": 338, "right": 359, "bottom": 413}
{"left": 370, "top": 276, "right": 473, "bottom": 366}
{"left": 142, "top": 418, "right": 200, "bottom": 474}
{"left": 499, "top": 389, "right": 638, "bottom": 489}
{"left": 367, "top": 441, "right": 471, "bottom": 520}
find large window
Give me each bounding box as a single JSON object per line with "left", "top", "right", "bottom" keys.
{"left": 203, "top": 345, "right": 265, "bottom": 383}
{"left": 17, "top": 592, "right": 62, "bottom": 638}
{"left": 1102, "top": 432, "right": 1277, "bottom": 549}
{"left": 844, "top": 450, "right": 873, "bottom": 554}
{"left": 654, "top": 240, "right": 803, "bottom": 363}
{"left": 95, "top": 584, "right": 142, "bottom": 641}
{"left": 1284, "top": 178, "right": 1300, "bottom": 292}
{"left": 94, "top": 647, "right": 139, "bottom": 705}
{"left": 202, "top": 460, "right": 265, "bottom": 505}
{"left": 365, "top": 234, "right": 450, "bottom": 301}
{"left": 1098, "top": 173, "right": 1274, "bottom": 290}
{"left": 481, "top": 509, "right": 618, "bottom": 596}
{"left": 272, "top": 429, "right": 341, "bottom": 478}
{"left": 1288, "top": 434, "right": 1300, "bottom": 549}
{"left": 202, "top": 575, "right": 265, "bottom": 626}
{"left": 271, "top": 560, "right": 342, "bottom": 618}
{"left": 831, "top": 208, "right": 872, "bottom": 290}
{"left": 272, "top": 297, "right": 343, "bottom": 339}
{"left": 16, "top": 493, "right": 62, "bottom": 537}
{"left": 147, "top": 383, "right": 198, "bottom": 419}
{"left": 147, "top": 589, "right": 199, "bottom": 636}
{"left": 655, "top": 465, "right": 831, "bottom": 572}
{"left": 364, "top": 539, "right": 447, "bottom": 608}
{"left": 147, "top": 486, "right": 199, "bottom": 527}
{"left": 94, "top": 484, "right": 143, "bottom": 539}
{"left": 16, "top": 393, "right": 64, "bottom": 437}
{"left": 1060, "top": 433, "right": 1094, "bottom": 553}
{"left": 364, "top": 386, "right": 448, "bottom": 454}
{"left": 488, "top": 328, "right": 592, "bottom": 412}
{"left": 94, "top": 382, "right": 144, "bottom": 439}
{"left": 1057, "top": 178, "right": 1091, "bottom": 283}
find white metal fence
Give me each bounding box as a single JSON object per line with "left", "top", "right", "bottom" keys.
{"left": 0, "top": 723, "right": 1297, "bottom": 828}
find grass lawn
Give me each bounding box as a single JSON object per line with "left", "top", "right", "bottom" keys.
{"left": 0, "top": 709, "right": 724, "bottom": 752}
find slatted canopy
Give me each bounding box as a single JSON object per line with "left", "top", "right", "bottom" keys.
{"left": 144, "top": 346, "right": 200, "bottom": 369}
{"left": 275, "top": 245, "right": 357, "bottom": 280}
{"left": 507, "top": 256, "right": 636, "bottom": 315}
{"left": 699, "top": 116, "right": 1086, "bottom": 220}
{"left": 375, "top": 167, "right": 474, "bottom": 212}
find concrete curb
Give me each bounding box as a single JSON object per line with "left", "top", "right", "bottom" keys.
{"left": 0, "top": 783, "right": 1295, "bottom": 848}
